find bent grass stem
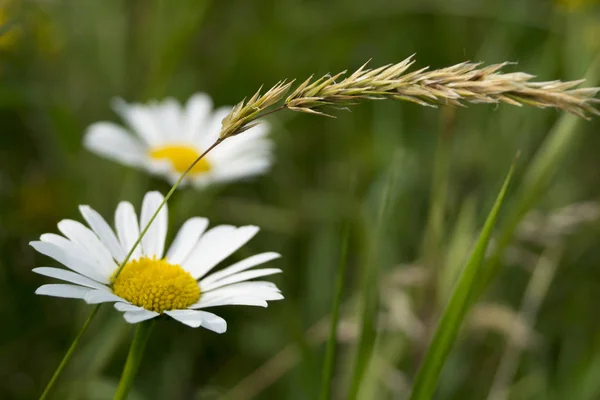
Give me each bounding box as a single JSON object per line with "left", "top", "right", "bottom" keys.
{"left": 39, "top": 305, "right": 101, "bottom": 400}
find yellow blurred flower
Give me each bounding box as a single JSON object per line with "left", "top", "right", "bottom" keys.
{"left": 0, "top": 2, "right": 63, "bottom": 54}
{"left": 0, "top": 6, "right": 20, "bottom": 50}
{"left": 555, "top": 0, "right": 600, "bottom": 12}
{"left": 583, "top": 19, "right": 600, "bottom": 51}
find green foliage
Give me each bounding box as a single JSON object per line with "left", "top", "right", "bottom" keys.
{"left": 410, "top": 160, "right": 515, "bottom": 400}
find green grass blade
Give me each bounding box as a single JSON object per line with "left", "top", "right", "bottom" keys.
{"left": 409, "top": 158, "right": 517, "bottom": 400}
{"left": 348, "top": 154, "right": 404, "bottom": 400}
{"left": 319, "top": 225, "right": 350, "bottom": 400}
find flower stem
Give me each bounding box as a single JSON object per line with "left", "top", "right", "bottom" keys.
{"left": 114, "top": 320, "right": 155, "bottom": 400}
{"left": 39, "top": 304, "right": 101, "bottom": 400}
{"left": 319, "top": 225, "right": 350, "bottom": 400}
{"left": 113, "top": 138, "right": 223, "bottom": 278}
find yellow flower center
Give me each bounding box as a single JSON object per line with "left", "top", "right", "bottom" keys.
{"left": 112, "top": 257, "right": 200, "bottom": 313}
{"left": 148, "top": 145, "right": 211, "bottom": 175}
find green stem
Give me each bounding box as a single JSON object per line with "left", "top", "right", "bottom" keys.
{"left": 348, "top": 163, "right": 397, "bottom": 400}
{"left": 319, "top": 226, "right": 350, "bottom": 400}
{"left": 347, "top": 239, "right": 379, "bottom": 400}
{"left": 409, "top": 159, "right": 517, "bottom": 400}
{"left": 114, "top": 321, "right": 155, "bottom": 400}
{"left": 38, "top": 138, "right": 224, "bottom": 398}
{"left": 39, "top": 304, "right": 101, "bottom": 400}
{"left": 113, "top": 138, "right": 223, "bottom": 278}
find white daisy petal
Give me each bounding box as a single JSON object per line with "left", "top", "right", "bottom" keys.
{"left": 33, "top": 267, "right": 109, "bottom": 290}
{"left": 79, "top": 205, "right": 125, "bottom": 262}
{"left": 165, "top": 309, "right": 227, "bottom": 332}
{"left": 155, "top": 98, "right": 182, "bottom": 140}
{"left": 198, "top": 106, "right": 232, "bottom": 148}
{"left": 166, "top": 217, "right": 209, "bottom": 266}
{"left": 112, "top": 98, "right": 163, "bottom": 147}
{"left": 238, "top": 121, "right": 269, "bottom": 139}
{"left": 30, "top": 240, "right": 110, "bottom": 284}
{"left": 57, "top": 219, "right": 118, "bottom": 277}
{"left": 195, "top": 289, "right": 283, "bottom": 309}
{"left": 114, "top": 302, "right": 143, "bottom": 312}
{"left": 115, "top": 201, "right": 143, "bottom": 261}
{"left": 84, "top": 289, "right": 124, "bottom": 304}
{"left": 200, "top": 268, "right": 282, "bottom": 292}
{"left": 211, "top": 146, "right": 273, "bottom": 169}
{"left": 208, "top": 123, "right": 271, "bottom": 163}
{"left": 201, "top": 281, "right": 281, "bottom": 297}
{"left": 84, "top": 122, "right": 146, "bottom": 166}
{"left": 187, "top": 174, "right": 214, "bottom": 189}
{"left": 190, "top": 296, "right": 269, "bottom": 309}
{"left": 35, "top": 284, "right": 93, "bottom": 299}
{"left": 253, "top": 291, "right": 284, "bottom": 301}
{"left": 193, "top": 286, "right": 277, "bottom": 304}
{"left": 208, "top": 143, "right": 273, "bottom": 168}
{"left": 140, "top": 191, "right": 168, "bottom": 258}
{"left": 185, "top": 93, "right": 213, "bottom": 141}
{"left": 191, "top": 284, "right": 283, "bottom": 312}
{"left": 199, "top": 252, "right": 281, "bottom": 287}
{"left": 183, "top": 225, "right": 260, "bottom": 279}
{"left": 207, "top": 159, "right": 272, "bottom": 184}
{"left": 123, "top": 310, "right": 159, "bottom": 324}
{"left": 195, "top": 290, "right": 284, "bottom": 307}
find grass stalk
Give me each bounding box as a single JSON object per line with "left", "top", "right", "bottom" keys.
{"left": 348, "top": 159, "right": 400, "bottom": 399}
{"left": 319, "top": 226, "right": 350, "bottom": 400}
{"left": 39, "top": 305, "right": 101, "bottom": 400}
{"left": 220, "top": 56, "right": 599, "bottom": 140}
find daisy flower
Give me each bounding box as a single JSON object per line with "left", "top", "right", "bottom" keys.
{"left": 83, "top": 94, "right": 273, "bottom": 188}
{"left": 30, "top": 191, "right": 283, "bottom": 333}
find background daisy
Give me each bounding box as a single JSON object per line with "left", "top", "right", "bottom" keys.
{"left": 30, "top": 191, "right": 283, "bottom": 333}
{"left": 83, "top": 94, "right": 274, "bottom": 188}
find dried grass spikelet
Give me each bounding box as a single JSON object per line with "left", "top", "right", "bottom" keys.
{"left": 218, "top": 55, "right": 600, "bottom": 138}
{"left": 516, "top": 201, "right": 600, "bottom": 246}
{"left": 286, "top": 55, "right": 600, "bottom": 117}
{"left": 468, "top": 303, "right": 539, "bottom": 348}
{"left": 219, "top": 80, "right": 293, "bottom": 139}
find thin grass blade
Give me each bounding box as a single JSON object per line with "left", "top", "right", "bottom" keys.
{"left": 409, "top": 158, "right": 517, "bottom": 400}
{"left": 319, "top": 225, "right": 350, "bottom": 400}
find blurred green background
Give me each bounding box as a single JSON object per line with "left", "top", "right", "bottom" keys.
{"left": 1, "top": 0, "right": 600, "bottom": 399}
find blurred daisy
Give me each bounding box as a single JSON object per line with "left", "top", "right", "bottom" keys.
{"left": 30, "top": 191, "right": 283, "bottom": 333}
{"left": 84, "top": 94, "right": 273, "bottom": 188}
